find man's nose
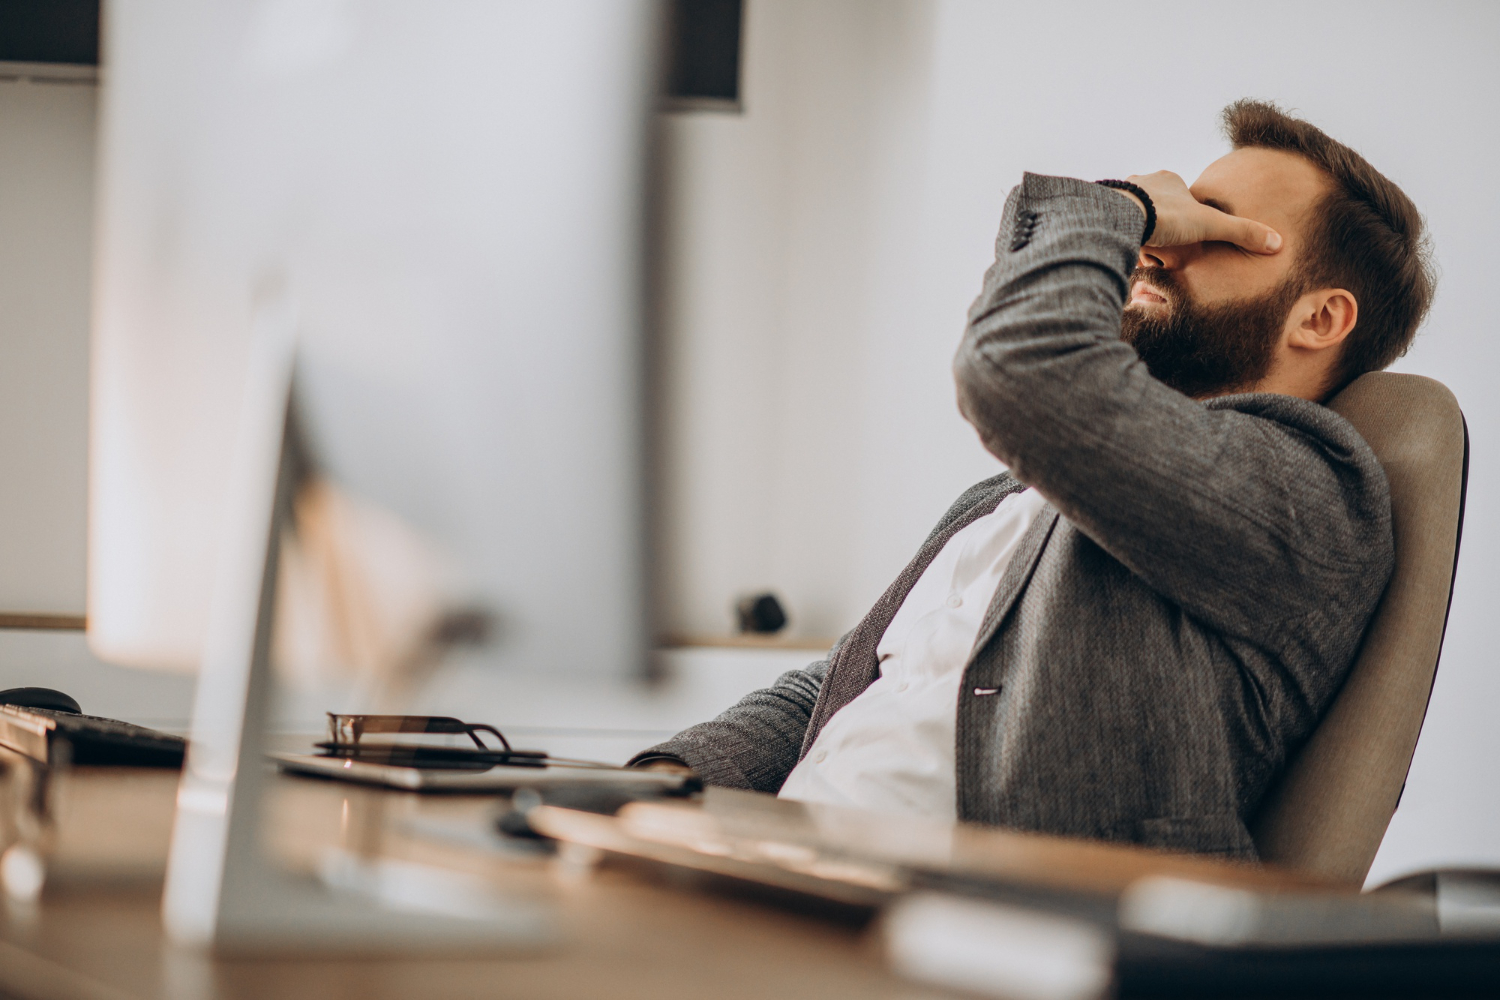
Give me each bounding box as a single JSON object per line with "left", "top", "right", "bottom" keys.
{"left": 1139, "top": 244, "right": 1199, "bottom": 270}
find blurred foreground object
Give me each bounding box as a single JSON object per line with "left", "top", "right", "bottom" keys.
{"left": 88, "top": 0, "right": 655, "bottom": 682}
{"left": 275, "top": 475, "right": 483, "bottom": 707}
{"left": 86, "top": 0, "right": 661, "bottom": 955}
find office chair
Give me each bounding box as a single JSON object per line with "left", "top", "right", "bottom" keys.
{"left": 1251, "top": 372, "right": 1468, "bottom": 885}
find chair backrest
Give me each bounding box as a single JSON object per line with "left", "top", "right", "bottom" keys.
{"left": 1251, "top": 371, "right": 1468, "bottom": 885}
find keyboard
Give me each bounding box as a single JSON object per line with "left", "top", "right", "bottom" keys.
{"left": 0, "top": 704, "right": 186, "bottom": 768}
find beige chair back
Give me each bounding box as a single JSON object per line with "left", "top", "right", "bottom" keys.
{"left": 1251, "top": 372, "right": 1468, "bottom": 885}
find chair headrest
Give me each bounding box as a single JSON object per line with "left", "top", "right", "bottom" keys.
{"left": 1252, "top": 371, "right": 1466, "bottom": 885}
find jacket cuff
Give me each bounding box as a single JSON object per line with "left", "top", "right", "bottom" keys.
{"left": 627, "top": 730, "right": 754, "bottom": 789}
{"left": 1019, "top": 172, "right": 1150, "bottom": 242}
{"left": 971, "top": 173, "right": 1145, "bottom": 328}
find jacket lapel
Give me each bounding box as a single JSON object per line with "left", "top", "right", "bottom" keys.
{"left": 967, "top": 505, "right": 1060, "bottom": 664}
{"left": 797, "top": 479, "right": 1032, "bottom": 760}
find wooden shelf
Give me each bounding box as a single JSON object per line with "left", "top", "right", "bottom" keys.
{"left": 0, "top": 613, "right": 86, "bottom": 631}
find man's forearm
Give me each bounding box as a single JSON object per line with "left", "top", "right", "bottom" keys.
{"left": 953, "top": 173, "right": 1150, "bottom": 484}
{"left": 627, "top": 653, "right": 835, "bottom": 792}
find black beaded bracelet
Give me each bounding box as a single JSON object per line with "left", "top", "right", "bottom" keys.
{"left": 1096, "top": 179, "right": 1155, "bottom": 244}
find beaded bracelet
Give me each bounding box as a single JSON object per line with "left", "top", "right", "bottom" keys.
{"left": 1095, "top": 179, "right": 1156, "bottom": 244}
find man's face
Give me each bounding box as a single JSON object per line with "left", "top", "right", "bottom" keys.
{"left": 1121, "top": 147, "right": 1331, "bottom": 397}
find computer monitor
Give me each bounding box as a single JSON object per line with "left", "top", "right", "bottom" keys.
{"left": 88, "top": 0, "right": 659, "bottom": 951}
{"left": 89, "top": 0, "right": 655, "bottom": 683}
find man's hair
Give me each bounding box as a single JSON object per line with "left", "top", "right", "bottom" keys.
{"left": 1222, "top": 99, "right": 1435, "bottom": 394}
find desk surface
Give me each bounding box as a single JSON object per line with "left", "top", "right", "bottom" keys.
{"left": 0, "top": 766, "right": 1328, "bottom": 1000}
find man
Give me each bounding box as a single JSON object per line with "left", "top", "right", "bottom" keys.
{"left": 633, "top": 100, "right": 1434, "bottom": 858}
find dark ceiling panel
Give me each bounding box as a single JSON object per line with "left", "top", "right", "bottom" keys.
{"left": 0, "top": 0, "right": 101, "bottom": 65}
{"left": 667, "top": 0, "right": 742, "bottom": 107}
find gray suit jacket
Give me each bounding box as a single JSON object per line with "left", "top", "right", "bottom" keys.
{"left": 636, "top": 174, "right": 1394, "bottom": 858}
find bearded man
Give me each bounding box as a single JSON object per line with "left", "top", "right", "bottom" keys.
{"left": 632, "top": 100, "right": 1435, "bottom": 858}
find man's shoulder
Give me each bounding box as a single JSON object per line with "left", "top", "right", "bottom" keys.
{"left": 1205, "top": 392, "right": 1389, "bottom": 490}
{"left": 1201, "top": 391, "right": 1394, "bottom": 572}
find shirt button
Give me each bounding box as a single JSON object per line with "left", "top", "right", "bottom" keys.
{"left": 896, "top": 681, "right": 910, "bottom": 693}
{"left": 815, "top": 749, "right": 828, "bottom": 763}
{"left": 946, "top": 594, "right": 963, "bottom": 609}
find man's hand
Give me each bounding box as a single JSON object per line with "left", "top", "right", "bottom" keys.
{"left": 1113, "top": 170, "right": 1282, "bottom": 254}
{"left": 633, "top": 756, "right": 695, "bottom": 776}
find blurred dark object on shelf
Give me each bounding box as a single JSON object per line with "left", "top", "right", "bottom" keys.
{"left": 736, "top": 592, "right": 788, "bottom": 635}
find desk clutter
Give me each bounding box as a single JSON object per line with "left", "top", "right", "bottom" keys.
{"left": 0, "top": 687, "right": 186, "bottom": 768}
{"left": 3, "top": 724, "right": 1500, "bottom": 998}
{"left": 506, "top": 786, "right": 1500, "bottom": 999}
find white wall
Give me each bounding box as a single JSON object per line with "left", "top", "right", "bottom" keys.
{"left": 0, "top": 76, "right": 93, "bottom": 614}
{"left": 661, "top": 0, "right": 1500, "bottom": 882}
{"left": 659, "top": 0, "right": 998, "bottom": 644}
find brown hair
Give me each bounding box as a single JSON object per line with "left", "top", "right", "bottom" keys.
{"left": 1222, "top": 99, "right": 1435, "bottom": 395}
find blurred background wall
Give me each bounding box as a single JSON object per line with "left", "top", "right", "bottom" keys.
{"left": 0, "top": 0, "right": 1496, "bottom": 884}
{"left": 655, "top": 0, "right": 978, "bottom": 646}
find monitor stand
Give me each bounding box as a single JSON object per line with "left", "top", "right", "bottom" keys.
{"left": 161, "top": 300, "right": 551, "bottom": 954}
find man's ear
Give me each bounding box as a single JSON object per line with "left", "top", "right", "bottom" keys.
{"left": 1286, "top": 288, "right": 1358, "bottom": 352}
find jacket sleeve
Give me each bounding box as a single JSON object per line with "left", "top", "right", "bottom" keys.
{"left": 628, "top": 637, "right": 844, "bottom": 791}
{"left": 953, "top": 173, "right": 1392, "bottom": 646}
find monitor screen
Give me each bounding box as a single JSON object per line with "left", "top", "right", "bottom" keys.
{"left": 89, "top": 0, "right": 657, "bottom": 681}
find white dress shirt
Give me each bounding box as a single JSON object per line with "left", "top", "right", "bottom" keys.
{"left": 778, "top": 487, "right": 1048, "bottom": 819}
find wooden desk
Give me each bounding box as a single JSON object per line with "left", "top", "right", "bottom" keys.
{"left": 0, "top": 766, "right": 1327, "bottom": 1000}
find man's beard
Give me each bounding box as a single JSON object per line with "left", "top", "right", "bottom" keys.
{"left": 1120, "top": 267, "right": 1299, "bottom": 398}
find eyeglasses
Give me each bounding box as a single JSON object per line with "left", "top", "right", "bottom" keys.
{"left": 318, "top": 713, "right": 547, "bottom": 770}
{"left": 327, "top": 713, "right": 513, "bottom": 749}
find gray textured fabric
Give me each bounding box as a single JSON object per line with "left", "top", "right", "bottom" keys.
{"left": 636, "top": 174, "right": 1394, "bottom": 858}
